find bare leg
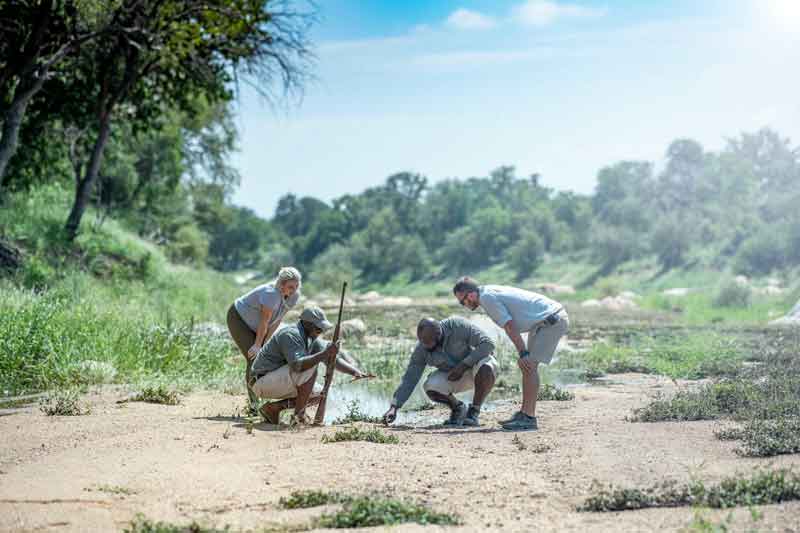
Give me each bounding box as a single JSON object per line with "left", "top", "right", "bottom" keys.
{"left": 472, "top": 365, "right": 496, "bottom": 409}
{"left": 426, "top": 390, "right": 460, "bottom": 409}
{"left": 294, "top": 369, "right": 318, "bottom": 418}
{"left": 521, "top": 361, "right": 540, "bottom": 417}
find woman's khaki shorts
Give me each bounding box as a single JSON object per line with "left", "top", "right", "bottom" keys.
{"left": 423, "top": 356, "right": 498, "bottom": 396}
{"left": 526, "top": 310, "right": 569, "bottom": 364}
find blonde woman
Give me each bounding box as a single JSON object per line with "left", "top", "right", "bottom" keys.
{"left": 227, "top": 267, "right": 302, "bottom": 404}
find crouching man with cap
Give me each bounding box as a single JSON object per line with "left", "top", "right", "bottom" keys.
{"left": 383, "top": 317, "right": 497, "bottom": 427}
{"left": 250, "top": 306, "right": 369, "bottom": 424}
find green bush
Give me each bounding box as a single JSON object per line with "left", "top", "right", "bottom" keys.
{"left": 506, "top": 229, "right": 544, "bottom": 280}
{"left": 734, "top": 231, "right": 786, "bottom": 276}
{"left": 167, "top": 224, "right": 209, "bottom": 265}
{"left": 713, "top": 281, "right": 751, "bottom": 308}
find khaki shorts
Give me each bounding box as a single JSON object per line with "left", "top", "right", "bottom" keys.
{"left": 526, "top": 310, "right": 569, "bottom": 364}
{"left": 423, "top": 356, "right": 498, "bottom": 397}
{"left": 252, "top": 365, "right": 321, "bottom": 400}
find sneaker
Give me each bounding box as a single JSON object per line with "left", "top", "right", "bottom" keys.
{"left": 462, "top": 405, "right": 481, "bottom": 427}
{"left": 443, "top": 402, "right": 467, "bottom": 426}
{"left": 501, "top": 414, "right": 538, "bottom": 431}
{"left": 499, "top": 411, "right": 525, "bottom": 425}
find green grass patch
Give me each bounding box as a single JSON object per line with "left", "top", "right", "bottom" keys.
{"left": 333, "top": 400, "right": 383, "bottom": 424}
{"left": 131, "top": 385, "right": 181, "bottom": 405}
{"left": 579, "top": 468, "right": 800, "bottom": 512}
{"left": 629, "top": 380, "right": 760, "bottom": 422}
{"left": 321, "top": 427, "right": 399, "bottom": 444}
{"left": 39, "top": 390, "right": 90, "bottom": 416}
{"left": 556, "top": 331, "right": 745, "bottom": 380}
{"left": 731, "top": 417, "right": 800, "bottom": 457}
{"left": 279, "top": 490, "right": 349, "bottom": 509}
{"left": 537, "top": 384, "right": 574, "bottom": 401}
{"left": 316, "top": 496, "right": 459, "bottom": 528}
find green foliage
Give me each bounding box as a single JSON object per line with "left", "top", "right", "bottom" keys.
{"left": 333, "top": 400, "right": 383, "bottom": 424}
{"left": 166, "top": 224, "right": 209, "bottom": 265}
{"left": 712, "top": 281, "right": 751, "bottom": 308}
{"left": 321, "top": 427, "right": 399, "bottom": 444}
{"left": 316, "top": 496, "right": 460, "bottom": 528}
{"left": 506, "top": 229, "right": 544, "bottom": 280}
{"left": 125, "top": 515, "right": 230, "bottom": 533}
{"left": 279, "top": 490, "right": 349, "bottom": 509}
{"left": 131, "top": 385, "right": 181, "bottom": 405}
{"left": 39, "top": 390, "right": 91, "bottom": 416}
{"left": 579, "top": 469, "right": 800, "bottom": 512}
{"left": 537, "top": 384, "right": 574, "bottom": 401}
{"left": 651, "top": 216, "right": 692, "bottom": 270}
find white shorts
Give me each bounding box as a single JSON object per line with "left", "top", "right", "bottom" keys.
{"left": 252, "top": 365, "right": 321, "bottom": 400}
{"left": 423, "top": 356, "right": 498, "bottom": 397}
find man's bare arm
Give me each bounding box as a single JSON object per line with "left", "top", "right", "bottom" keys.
{"left": 503, "top": 320, "right": 526, "bottom": 354}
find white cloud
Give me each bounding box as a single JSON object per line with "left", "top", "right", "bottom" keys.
{"left": 445, "top": 8, "right": 497, "bottom": 30}
{"left": 513, "top": 0, "right": 606, "bottom": 27}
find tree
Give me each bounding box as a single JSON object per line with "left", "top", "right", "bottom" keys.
{"left": 506, "top": 229, "right": 544, "bottom": 281}
{"left": 63, "top": 0, "right": 315, "bottom": 240}
{"left": 0, "top": 0, "right": 108, "bottom": 191}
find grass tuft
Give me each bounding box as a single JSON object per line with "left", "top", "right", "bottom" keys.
{"left": 124, "top": 515, "right": 230, "bottom": 533}
{"left": 321, "top": 427, "right": 398, "bottom": 444}
{"left": 579, "top": 469, "right": 800, "bottom": 512}
{"left": 537, "top": 384, "right": 574, "bottom": 401}
{"left": 131, "top": 385, "right": 181, "bottom": 405}
{"left": 279, "top": 490, "right": 348, "bottom": 509}
{"left": 39, "top": 390, "right": 90, "bottom": 416}
{"left": 333, "top": 400, "right": 383, "bottom": 424}
{"left": 316, "top": 496, "right": 459, "bottom": 528}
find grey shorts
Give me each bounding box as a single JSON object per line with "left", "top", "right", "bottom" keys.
{"left": 526, "top": 310, "right": 569, "bottom": 364}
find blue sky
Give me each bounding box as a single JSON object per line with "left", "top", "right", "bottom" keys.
{"left": 232, "top": 0, "right": 800, "bottom": 218}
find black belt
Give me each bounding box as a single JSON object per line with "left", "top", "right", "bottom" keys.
{"left": 542, "top": 308, "right": 563, "bottom": 326}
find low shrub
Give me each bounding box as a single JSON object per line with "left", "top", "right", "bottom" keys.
{"left": 39, "top": 390, "right": 90, "bottom": 416}
{"left": 321, "top": 427, "right": 398, "bottom": 444}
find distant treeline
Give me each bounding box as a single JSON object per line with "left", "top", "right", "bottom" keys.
{"left": 266, "top": 129, "right": 800, "bottom": 285}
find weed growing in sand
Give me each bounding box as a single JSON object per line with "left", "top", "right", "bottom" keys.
{"left": 85, "top": 484, "right": 138, "bottom": 497}
{"left": 39, "top": 390, "right": 90, "bottom": 416}
{"left": 321, "top": 427, "right": 399, "bottom": 444}
{"left": 279, "top": 490, "right": 349, "bottom": 509}
{"left": 124, "top": 515, "right": 230, "bottom": 532}
{"left": 315, "top": 496, "right": 460, "bottom": 528}
{"left": 131, "top": 385, "right": 180, "bottom": 405}
{"left": 537, "top": 384, "right": 574, "bottom": 401}
{"left": 333, "top": 400, "right": 383, "bottom": 424}
{"left": 512, "top": 435, "right": 526, "bottom": 451}
{"left": 579, "top": 468, "right": 800, "bottom": 512}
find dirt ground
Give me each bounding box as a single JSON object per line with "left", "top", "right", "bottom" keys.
{"left": 2, "top": 375, "right": 800, "bottom": 533}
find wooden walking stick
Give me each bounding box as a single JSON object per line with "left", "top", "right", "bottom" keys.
{"left": 313, "top": 281, "right": 347, "bottom": 425}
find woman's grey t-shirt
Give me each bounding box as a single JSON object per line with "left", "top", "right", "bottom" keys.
{"left": 479, "top": 285, "right": 560, "bottom": 333}
{"left": 234, "top": 283, "right": 300, "bottom": 332}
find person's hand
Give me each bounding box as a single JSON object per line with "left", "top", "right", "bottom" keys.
{"left": 247, "top": 344, "right": 259, "bottom": 360}
{"left": 323, "top": 340, "right": 341, "bottom": 359}
{"left": 518, "top": 353, "right": 534, "bottom": 374}
{"left": 447, "top": 363, "right": 468, "bottom": 381}
{"left": 383, "top": 406, "right": 398, "bottom": 425}
{"left": 352, "top": 370, "right": 375, "bottom": 381}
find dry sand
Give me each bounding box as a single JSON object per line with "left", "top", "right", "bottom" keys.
{"left": 2, "top": 375, "right": 799, "bottom": 532}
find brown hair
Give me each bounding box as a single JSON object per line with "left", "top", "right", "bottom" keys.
{"left": 453, "top": 276, "right": 479, "bottom": 295}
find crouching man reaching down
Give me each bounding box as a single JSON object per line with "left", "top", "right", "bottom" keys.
{"left": 383, "top": 317, "right": 497, "bottom": 427}
{"left": 250, "top": 306, "right": 369, "bottom": 424}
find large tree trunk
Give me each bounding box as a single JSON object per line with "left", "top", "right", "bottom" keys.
{"left": 0, "top": 76, "right": 48, "bottom": 195}
{"left": 64, "top": 115, "right": 112, "bottom": 240}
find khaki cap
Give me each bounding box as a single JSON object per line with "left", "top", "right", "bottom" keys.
{"left": 299, "top": 307, "right": 333, "bottom": 331}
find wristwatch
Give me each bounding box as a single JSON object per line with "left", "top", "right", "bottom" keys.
{"left": 519, "top": 350, "right": 530, "bottom": 358}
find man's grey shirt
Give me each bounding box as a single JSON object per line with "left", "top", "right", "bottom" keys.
{"left": 479, "top": 285, "right": 561, "bottom": 333}
{"left": 391, "top": 316, "right": 495, "bottom": 408}
{"left": 251, "top": 321, "right": 326, "bottom": 376}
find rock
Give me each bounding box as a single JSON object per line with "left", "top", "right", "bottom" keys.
{"left": 755, "top": 286, "right": 785, "bottom": 296}
{"left": 581, "top": 299, "right": 601, "bottom": 308}
{"left": 340, "top": 318, "right": 367, "bottom": 341}
{"left": 766, "top": 277, "right": 782, "bottom": 287}
{"left": 381, "top": 296, "right": 413, "bottom": 306}
{"left": 770, "top": 300, "right": 800, "bottom": 326}
{"left": 619, "top": 291, "right": 639, "bottom": 299}
{"left": 734, "top": 275, "right": 749, "bottom": 286}
{"left": 356, "top": 291, "right": 382, "bottom": 302}
{"left": 537, "top": 283, "right": 576, "bottom": 295}
{"left": 598, "top": 296, "right": 638, "bottom": 311}
{"left": 663, "top": 288, "right": 694, "bottom": 297}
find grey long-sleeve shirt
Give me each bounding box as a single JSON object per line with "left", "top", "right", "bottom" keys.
{"left": 391, "top": 316, "right": 495, "bottom": 408}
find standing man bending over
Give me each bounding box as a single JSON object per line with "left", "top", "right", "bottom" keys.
{"left": 453, "top": 277, "right": 569, "bottom": 431}
{"left": 251, "top": 307, "right": 369, "bottom": 425}
{"left": 383, "top": 317, "right": 497, "bottom": 427}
